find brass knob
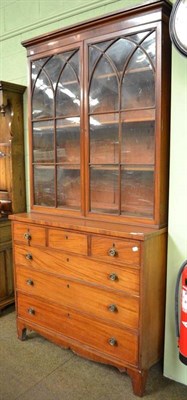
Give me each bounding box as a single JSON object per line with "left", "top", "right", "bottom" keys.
{"left": 109, "top": 273, "right": 118, "bottom": 281}
{"left": 108, "top": 304, "right": 118, "bottom": 313}
{"left": 26, "top": 253, "right": 33, "bottom": 260}
{"left": 108, "top": 337, "right": 117, "bottom": 346}
{"left": 24, "top": 233, "right": 31, "bottom": 241}
{"left": 108, "top": 248, "right": 117, "bottom": 257}
{"left": 28, "top": 308, "right": 35, "bottom": 315}
{"left": 26, "top": 279, "right": 34, "bottom": 286}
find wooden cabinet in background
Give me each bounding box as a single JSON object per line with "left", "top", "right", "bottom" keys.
{"left": 10, "top": 1, "right": 171, "bottom": 396}
{"left": 0, "top": 221, "right": 13, "bottom": 309}
{"left": 0, "top": 81, "right": 26, "bottom": 310}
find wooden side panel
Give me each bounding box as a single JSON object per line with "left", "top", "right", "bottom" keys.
{"left": 0, "top": 222, "right": 11, "bottom": 242}
{"left": 140, "top": 231, "right": 167, "bottom": 368}
{"left": 0, "top": 221, "right": 14, "bottom": 309}
{"left": 159, "top": 21, "right": 171, "bottom": 226}
{"left": 0, "top": 251, "right": 7, "bottom": 298}
{"left": 0, "top": 245, "right": 13, "bottom": 308}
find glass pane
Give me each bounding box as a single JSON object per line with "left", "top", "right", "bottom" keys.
{"left": 89, "top": 40, "right": 114, "bottom": 78}
{"left": 127, "top": 46, "right": 152, "bottom": 71}
{"left": 32, "top": 57, "right": 50, "bottom": 88}
{"left": 68, "top": 51, "right": 80, "bottom": 80}
{"left": 121, "top": 169, "right": 154, "bottom": 217}
{"left": 89, "top": 56, "right": 118, "bottom": 113}
{"left": 34, "top": 166, "right": 55, "bottom": 206}
{"left": 56, "top": 118, "right": 80, "bottom": 163}
{"left": 32, "top": 70, "right": 54, "bottom": 119}
{"left": 142, "top": 32, "right": 156, "bottom": 67}
{"left": 95, "top": 40, "right": 114, "bottom": 51}
{"left": 57, "top": 167, "right": 80, "bottom": 209}
{"left": 89, "top": 46, "right": 102, "bottom": 79}
{"left": 90, "top": 167, "right": 119, "bottom": 214}
{"left": 121, "top": 120, "right": 155, "bottom": 166}
{"left": 127, "top": 32, "right": 149, "bottom": 44}
{"left": 122, "top": 48, "right": 155, "bottom": 109}
{"left": 56, "top": 61, "right": 80, "bottom": 117}
{"left": 90, "top": 114, "right": 119, "bottom": 164}
{"left": 106, "top": 38, "right": 135, "bottom": 74}
{"left": 33, "top": 121, "right": 54, "bottom": 163}
{"left": 42, "top": 54, "right": 66, "bottom": 90}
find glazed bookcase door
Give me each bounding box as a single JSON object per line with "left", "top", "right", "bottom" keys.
{"left": 87, "top": 30, "right": 156, "bottom": 221}
{"left": 31, "top": 45, "right": 82, "bottom": 212}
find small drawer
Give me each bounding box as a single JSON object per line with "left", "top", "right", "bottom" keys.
{"left": 14, "top": 245, "right": 140, "bottom": 296}
{"left": 16, "top": 265, "right": 139, "bottom": 329}
{"left": 48, "top": 229, "right": 88, "bottom": 255}
{"left": 17, "top": 293, "right": 138, "bottom": 366}
{"left": 13, "top": 223, "right": 46, "bottom": 247}
{"left": 91, "top": 236, "right": 140, "bottom": 266}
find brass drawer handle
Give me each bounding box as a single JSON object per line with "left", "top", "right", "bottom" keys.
{"left": 25, "top": 253, "right": 33, "bottom": 260}
{"left": 108, "top": 337, "right": 117, "bottom": 346}
{"left": 109, "top": 273, "right": 118, "bottom": 281}
{"left": 108, "top": 304, "right": 118, "bottom": 313}
{"left": 24, "top": 233, "right": 31, "bottom": 241}
{"left": 26, "top": 279, "right": 34, "bottom": 286}
{"left": 108, "top": 248, "right": 118, "bottom": 257}
{"left": 28, "top": 308, "right": 35, "bottom": 315}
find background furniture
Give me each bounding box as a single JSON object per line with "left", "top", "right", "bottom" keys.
{"left": 0, "top": 81, "right": 26, "bottom": 310}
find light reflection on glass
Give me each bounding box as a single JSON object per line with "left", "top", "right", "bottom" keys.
{"left": 66, "top": 117, "right": 80, "bottom": 124}
{"left": 89, "top": 97, "right": 99, "bottom": 107}
{"left": 35, "top": 78, "right": 53, "bottom": 99}
{"left": 89, "top": 117, "right": 101, "bottom": 126}
{"left": 57, "top": 83, "right": 80, "bottom": 106}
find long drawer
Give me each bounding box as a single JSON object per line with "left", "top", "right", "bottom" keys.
{"left": 14, "top": 244, "right": 140, "bottom": 295}
{"left": 16, "top": 265, "right": 139, "bottom": 329}
{"left": 17, "top": 292, "right": 138, "bottom": 366}
{"left": 91, "top": 236, "right": 140, "bottom": 266}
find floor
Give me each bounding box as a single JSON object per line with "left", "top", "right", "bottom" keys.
{"left": 0, "top": 306, "right": 186, "bottom": 400}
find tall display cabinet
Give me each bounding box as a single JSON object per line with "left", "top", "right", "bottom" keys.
{"left": 10, "top": 1, "right": 171, "bottom": 396}
{"left": 0, "top": 81, "right": 26, "bottom": 310}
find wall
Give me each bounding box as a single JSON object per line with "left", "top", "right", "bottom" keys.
{"left": 0, "top": 0, "right": 187, "bottom": 386}
{"left": 164, "top": 44, "right": 187, "bottom": 384}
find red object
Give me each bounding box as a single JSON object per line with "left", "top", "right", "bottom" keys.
{"left": 178, "top": 265, "right": 187, "bottom": 365}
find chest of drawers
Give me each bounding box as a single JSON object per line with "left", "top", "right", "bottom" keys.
{"left": 10, "top": 213, "right": 167, "bottom": 396}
